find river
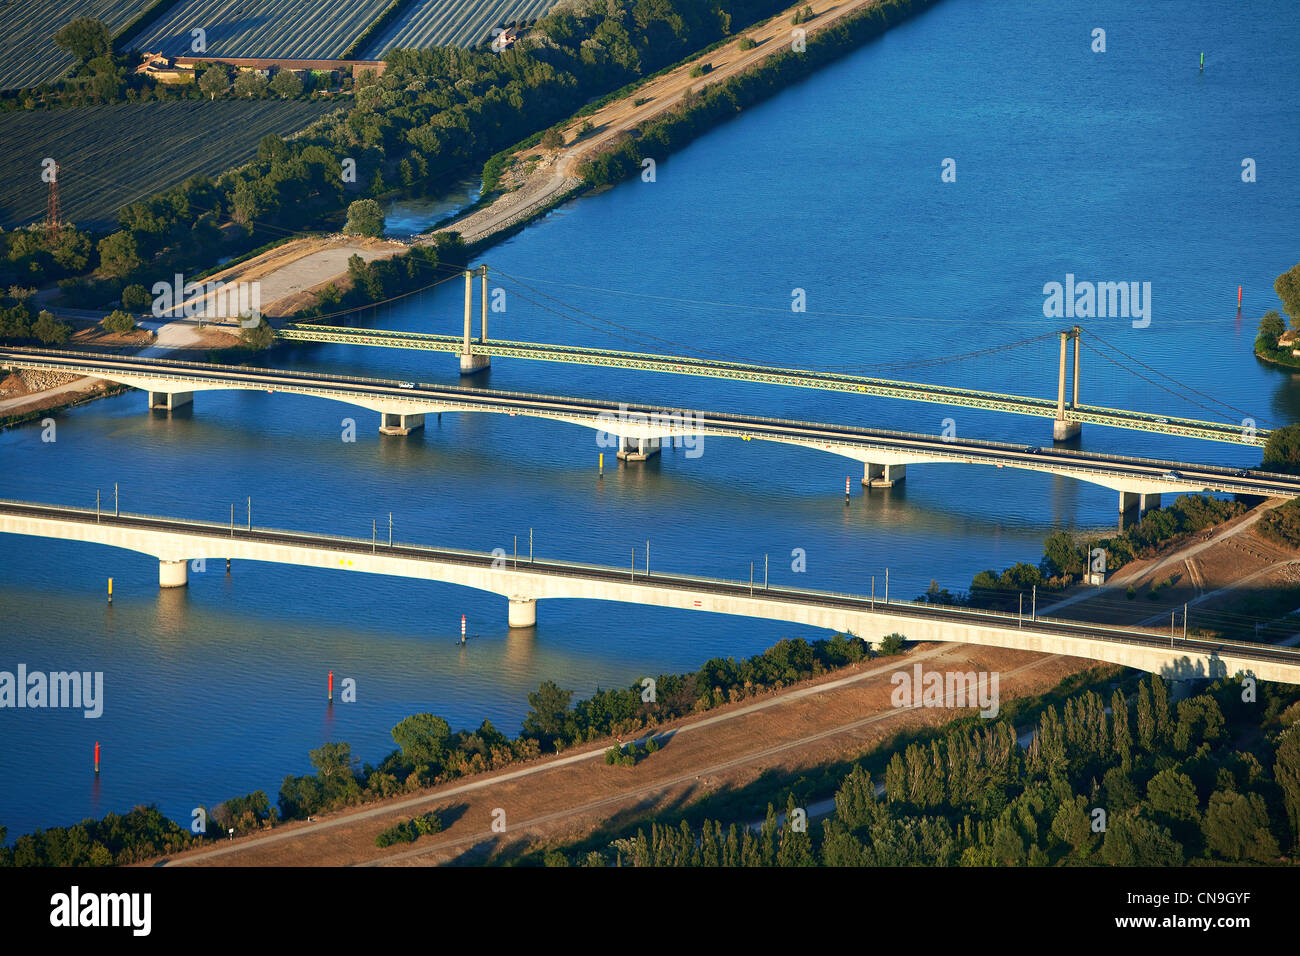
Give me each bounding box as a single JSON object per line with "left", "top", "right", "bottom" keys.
{"left": 1, "top": 0, "right": 1297, "bottom": 837}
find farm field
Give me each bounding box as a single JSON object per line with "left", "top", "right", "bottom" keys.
{"left": 123, "top": 0, "right": 391, "bottom": 59}
{"left": 0, "top": 99, "right": 337, "bottom": 230}
{"left": 0, "top": 0, "right": 156, "bottom": 90}
{"left": 360, "top": 0, "right": 557, "bottom": 56}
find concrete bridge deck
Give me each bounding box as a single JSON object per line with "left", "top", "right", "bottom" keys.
{"left": 1, "top": 348, "right": 1293, "bottom": 511}
{"left": 3, "top": 499, "right": 1298, "bottom": 684}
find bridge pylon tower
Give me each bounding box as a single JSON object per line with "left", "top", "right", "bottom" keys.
{"left": 1053, "top": 326, "right": 1081, "bottom": 441}
{"left": 459, "top": 265, "right": 490, "bottom": 375}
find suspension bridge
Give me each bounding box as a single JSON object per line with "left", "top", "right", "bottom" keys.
{"left": 275, "top": 266, "right": 1267, "bottom": 448}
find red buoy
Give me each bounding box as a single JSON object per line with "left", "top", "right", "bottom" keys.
{"left": 328, "top": 670, "right": 334, "bottom": 702}
{"left": 94, "top": 741, "right": 100, "bottom": 774}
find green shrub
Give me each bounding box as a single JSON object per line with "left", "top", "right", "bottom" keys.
{"left": 1258, "top": 500, "right": 1300, "bottom": 548}
{"left": 100, "top": 309, "right": 135, "bottom": 334}
{"left": 878, "top": 633, "right": 905, "bottom": 656}
{"left": 374, "top": 810, "right": 442, "bottom": 847}
{"left": 33, "top": 310, "right": 71, "bottom": 345}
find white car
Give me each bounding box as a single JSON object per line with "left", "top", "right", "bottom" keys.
{"left": 397, "top": 381, "right": 416, "bottom": 389}
{"left": 1163, "top": 470, "right": 1181, "bottom": 480}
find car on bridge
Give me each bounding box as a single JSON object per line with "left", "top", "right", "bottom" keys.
{"left": 1163, "top": 470, "right": 1182, "bottom": 480}
{"left": 397, "top": 381, "right": 416, "bottom": 389}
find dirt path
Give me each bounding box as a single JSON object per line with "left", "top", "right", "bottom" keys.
{"left": 423, "top": 0, "right": 888, "bottom": 248}
{"left": 0, "top": 375, "right": 101, "bottom": 414}
{"left": 156, "top": 641, "right": 1089, "bottom": 867}
{"left": 220, "top": 0, "right": 891, "bottom": 316}
{"left": 551, "top": 0, "right": 885, "bottom": 179}
{"left": 1038, "top": 500, "right": 1298, "bottom": 632}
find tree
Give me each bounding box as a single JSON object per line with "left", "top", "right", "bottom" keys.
{"left": 101, "top": 310, "right": 136, "bottom": 334}
{"left": 834, "top": 764, "right": 877, "bottom": 830}
{"left": 121, "top": 284, "right": 152, "bottom": 310}
{"left": 269, "top": 69, "right": 303, "bottom": 98}
{"left": 1101, "top": 812, "right": 1184, "bottom": 866}
{"left": 1146, "top": 768, "right": 1199, "bottom": 823}
{"left": 343, "top": 199, "right": 385, "bottom": 237}
{"left": 309, "top": 742, "right": 357, "bottom": 785}
{"left": 1276, "top": 261, "right": 1300, "bottom": 328}
{"left": 391, "top": 714, "right": 452, "bottom": 766}
{"left": 1050, "top": 794, "right": 1097, "bottom": 857}
{"left": 541, "top": 127, "right": 563, "bottom": 150}
{"left": 230, "top": 178, "right": 271, "bottom": 226}
{"left": 257, "top": 133, "right": 288, "bottom": 165}
{"left": 233, "top": 70, "right": 268, "bottom": 97}
{"left": 90, "top": 68, "right": 124, "bottom": 101}
{"left": 1257, "top": 309, "right": 1287, "bottom": 359}
{"left": 877, "top": 633, "right": 905, "bottom": 656}
{"left": 199, "top": 66, "right": 228, "bottom": 100}
{"left": 238, "top": 315, "right": 275, "bottom": 350}
{"left": 53, "top": 17, "right": 112, "bottom": 63}
{"left": 50, "top": 226, "right": 91, "bottom": 272}
{"left": 96, "top": 231, "right": 140, "bottom": 276}
{"left": 1263, "top": 423, "right": 1300, "bottom": 474}
{"left": 1202, "top": 790, "right": 1279, "bottom": 861}
{"left": 1042, "top": 530, "right": 1084, "bottom": 578}
{"left": 33, "top": 310, "right": 71, "bottom": 345}
{"left": 1275, "top": 729, "right": 1300, "bottom": 851}
{"left": 522, "top": 680, "right": 573, "bottom": 747}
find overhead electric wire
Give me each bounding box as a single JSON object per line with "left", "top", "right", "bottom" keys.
{"left": 492, "top": 266, "right": 1059, "bottom": 376}
{"left": 1082, "top": 328, "right": 1272, "bottom": 427}
{"left": 293, "top": 266, "right": 468, "bottom": 323}
{"left": 1078, "top": 340, "right": 1243, "bottom": 425}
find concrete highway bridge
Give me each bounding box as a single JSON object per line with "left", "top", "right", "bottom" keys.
{"left": 2, "top": 348, "right": 1292, "bottom": 515}
{"left": 2, "top": 499, "right": 1297, "bottom": 684}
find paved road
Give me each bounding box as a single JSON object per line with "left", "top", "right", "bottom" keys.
{"left": 1, "top": 348, "right": 1294, "bottom": 503}
{"left": 7, "top": 497, "right": 1300, "bottom": 673}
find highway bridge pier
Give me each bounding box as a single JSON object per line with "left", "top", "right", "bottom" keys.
{"left": 617, "top": 435, "right": 661, "bottom": 461}
{"left": 864, "top": 462, "right": 907, "bottom": 488}
{"left": 508, "top": 596, "right": 537, "bottom": 628}
{"left": 1120, "top": 490, "right": 1161, "bottom": 515}
{"left": 159, "top": 559, "right": 188, "bottom": 587}
{"left": 379, "top": 412, "right": 425, "bottom": 436}
{"left": 149, "top": 390, "right": 192, "bottom": 411}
